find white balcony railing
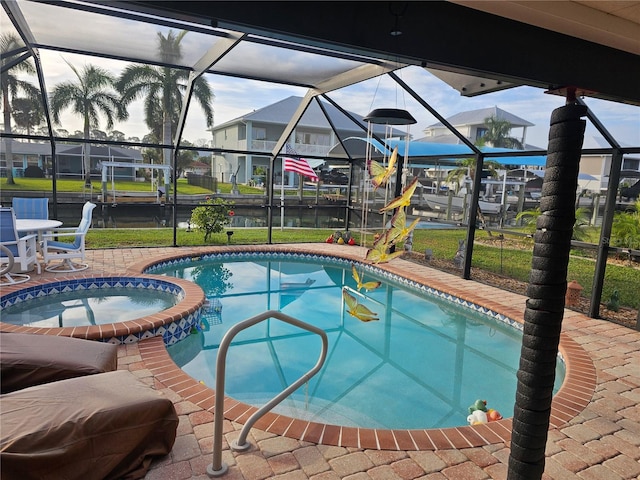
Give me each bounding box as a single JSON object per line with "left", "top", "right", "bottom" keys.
{"left": 249, "top": 140, "right": 332, "bottom": 157}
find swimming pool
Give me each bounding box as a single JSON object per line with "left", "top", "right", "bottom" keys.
{"left": 154, "top": 253, "right": 564, "bottom": 429}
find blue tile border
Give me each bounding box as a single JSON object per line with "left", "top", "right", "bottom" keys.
{"left": 145, "top": 251, "right": 523, "bottom": 332}
{"left": 0, "top": 276, "right": 200, "bottom": 346}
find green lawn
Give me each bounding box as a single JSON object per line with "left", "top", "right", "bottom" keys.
{"left": 86, "top": 226, "right": 640, "bottom": 310}
{"left": 0, "top": 178, "right": 269, "bottom": 196}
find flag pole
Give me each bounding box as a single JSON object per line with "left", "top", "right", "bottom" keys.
{"left": 280, "top": 165, "right": 285, "bottom": 231}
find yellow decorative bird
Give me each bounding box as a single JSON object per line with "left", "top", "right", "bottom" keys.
{"left": 365, "top": 235, "right": 405, "bottom": 264}
{"left": 368, "top": 146, "right": 397, "bottom": 190}
{"left": 379, "top": 176, "right": 419, "bottom": 213}
{"left": 342, "top": 288, "right": 379, "bottom": 322}
{"left": 351, "top": 264, "right": 382, "bottom": 292}
{"left": 385, "top": 207, "right": 421, "bottom": 246}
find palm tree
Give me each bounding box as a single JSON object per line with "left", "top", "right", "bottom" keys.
{"left": 445, "top": 156, "right": 500, "bottom": 194}
{"left": 1, "top": 33, "right": 40, "bottom": 185}
{"left": 480, "top": 115, "right": 524, "bottom": 149}
{"left": 116, "top": 30, "right": 214, "bottom": 188}
{"left": 516, "top": 206, "right": 591, "bottom": 241}
{"left": 49, "top": 62, "right": 127, "bottom": 186}
{"left": 11, "top": 96, "right": 45, "bottom": 139}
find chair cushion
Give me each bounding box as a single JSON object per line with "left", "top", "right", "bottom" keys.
{"left": 0, "top": 333, "right": 118, "bottom": 393}
{"left": 0, "top": 370, "right": 178, "bottom": 480}
{"left": 45, "top": 238, "right": 81, "bottom": 251}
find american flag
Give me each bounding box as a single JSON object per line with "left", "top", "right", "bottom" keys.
{"left": 283, "top": 144, "right": 319, "bottom": 182}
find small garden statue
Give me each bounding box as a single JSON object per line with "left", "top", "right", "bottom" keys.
{"left": 190, "top": 197, "right": 234, "bottom": 242}
{"left": 606, "top": 289, "right": 620, "bottom": 312}
{"left": 453, "top": 239, "right": 465, "bottom": 268}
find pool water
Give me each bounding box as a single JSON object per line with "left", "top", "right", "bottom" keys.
{"left": 159, "top": 255, "right": 564, "bottom": 429}
{"left": 1, "top": 288, "right": 178, "bottom": 328}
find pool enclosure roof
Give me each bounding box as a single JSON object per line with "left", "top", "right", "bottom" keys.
{"left": 3, "top": 1, "right": 639, "bottom": 155}
{"left": 331, "top": 138, "right": 548, "bottom": 167}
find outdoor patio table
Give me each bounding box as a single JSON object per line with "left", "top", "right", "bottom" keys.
{"left": 15, "top": 219, "right": 62, "bottom": 238}
{"left": 15, "top": 219, "right": 63, "bottom": 252}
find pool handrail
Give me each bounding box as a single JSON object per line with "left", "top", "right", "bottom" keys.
{"left": 207, "top": 310, "right": 328, "bottom": 478}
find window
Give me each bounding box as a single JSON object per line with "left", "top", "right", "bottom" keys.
{"left": 622, "top": 157, "right": 639, "bottom": 171}
{"left": 238, "top": 125, "right": 246, "bottom": 140}
{"left": 253, "top": 127, "right": 267, "bottom": 140}
{"left": 295, "top": 132, "right": 330, "bottom": 146}
{"left": 475, "top": 127, "right": 488, "bottom": 141}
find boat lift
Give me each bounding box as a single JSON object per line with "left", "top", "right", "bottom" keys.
{"left": 100, "top": 162, "right": 171, "bottom": 205}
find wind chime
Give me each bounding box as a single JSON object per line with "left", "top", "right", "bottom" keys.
{"left": 359, "top": 2, "right": 418, "bottom": 258}
{"left": 361, "top": 107, "right": 416, "bottom": 255}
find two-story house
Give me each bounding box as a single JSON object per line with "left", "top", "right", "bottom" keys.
{"left": 209, "top": 95, "right": 408, "bottom": 186}
{"left": 419, "top": 106, "right": 536, "bottom": 148}
{"left": 579, "top": 136, "right": 640, "bottom": 196}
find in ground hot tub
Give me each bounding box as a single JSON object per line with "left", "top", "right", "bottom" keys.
{"left": 0, "top": 276, "right": 205, "bottom": 345}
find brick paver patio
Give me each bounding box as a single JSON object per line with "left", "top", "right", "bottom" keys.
{"left": 3, "top": 244, "right": 638, "bottom": 479}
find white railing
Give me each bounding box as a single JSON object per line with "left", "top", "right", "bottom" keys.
{"left": 207, "top": 310, "right": 328, "bottom": 477}
{"left": 249, "top": 140, "right": 332, "bottom": 156}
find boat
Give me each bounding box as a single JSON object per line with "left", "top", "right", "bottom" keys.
{"left": 421, "top": 193, "right": 504, "bottom": 215}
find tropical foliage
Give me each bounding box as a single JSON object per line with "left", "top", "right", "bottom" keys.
{"left": 49, "top": 62, "right": 127, "bottom": 186}
{"left": 11, "top": 96, "right": 44, "bottom": 137}
{"left": 445, "top": 157, "right": 501, "bottom": 193}
{"left": 611, "top": 199, "right": 640, "bottom": 249}
{"left": 1, "top": 33, "right": 40, "bottom": 185}
{"left": 515, "top": 206, "right": 592, "bottom": 240}
{"left": 117, "top": 30, "right": 214, "bottom": 186}
{"left": 190, "top": 197, "right": 234, "bottom": 242}
{"left": 478, "top": 115, "right": 524, "bottom": 149}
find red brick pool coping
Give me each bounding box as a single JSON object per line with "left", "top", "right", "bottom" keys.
{"left": 126, "top": 244, "right": 598, "bottom": 451}
{"left": 0, "top": 274, "right": 205, "bottom": 342}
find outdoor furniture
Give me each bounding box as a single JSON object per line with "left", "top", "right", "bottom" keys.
{"left": 0, "top": 207, "right": 41, "bottom": 279}
{"left": 15, "top": 218, "right": 63, "bottom": 248}
{"left": 11, "top": 197, "right": 49, "bottom": 220}
{"left": 0, "top": 245, "right": 30, "bottom": 285}
{"left": 41, "top": 201, "right": 95, "bottom": 272}
{"left": 0, "top": 332, "right": 118, "bottom": 393}
{"left": 0, "top": 370, "right": 178, "bottom": 480}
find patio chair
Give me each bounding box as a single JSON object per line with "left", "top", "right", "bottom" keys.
{"left": 11, "top": 197, "right": 49, "bottom": 220}
{"left": 41, "top": 202, "right": 96, "bottom": 273}
{"left": 0, "top": 207, "right": 41, "bottom": 283}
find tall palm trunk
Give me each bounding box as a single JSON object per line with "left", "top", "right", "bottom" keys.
{"left": 2, "top": 77, "right": 15, "bottom": 185}
{"left": 83, "top": 115, "right": 92, "bottom": 186}
{"left": 507, "top": 101, "right": 588, "bottom": 479}
{"left": 162, "top": 111, "right": 172, "bottom": 191}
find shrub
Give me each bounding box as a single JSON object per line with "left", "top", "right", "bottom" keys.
{"left": 24, "top": 165, "right": 45, "bottom": 178}
{"left": 611, "top": 199, "right": 640, "bottom": 250}
{"left": 190, "top": 197, "right": 234, "bottom": 242}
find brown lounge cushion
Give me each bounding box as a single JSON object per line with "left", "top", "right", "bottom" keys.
{"left": 1, "top": 370, "right": 178, "bottom": 480}
{"left": 0, "top": 332, "right": 118, "bottom": 393}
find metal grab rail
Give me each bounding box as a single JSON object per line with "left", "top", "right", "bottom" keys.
{"left": 207, "top": 310, "right": 328, "bottom": 477}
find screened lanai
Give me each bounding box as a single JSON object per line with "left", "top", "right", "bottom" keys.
{"left": 1, "top": 0, "right": 639, "bottom": 321}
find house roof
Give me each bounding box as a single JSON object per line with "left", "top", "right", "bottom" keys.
{"left": 58, "top": 146, "right": 143, "bottom": 160}
{"left": 214, "top": 96, "right": 406, "bottom": 137}
{"left": 426, "top": 106, "right": 535, "bottom": 129}
{"left": 6, "top": 142, "right": 141, "bottom": 160}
